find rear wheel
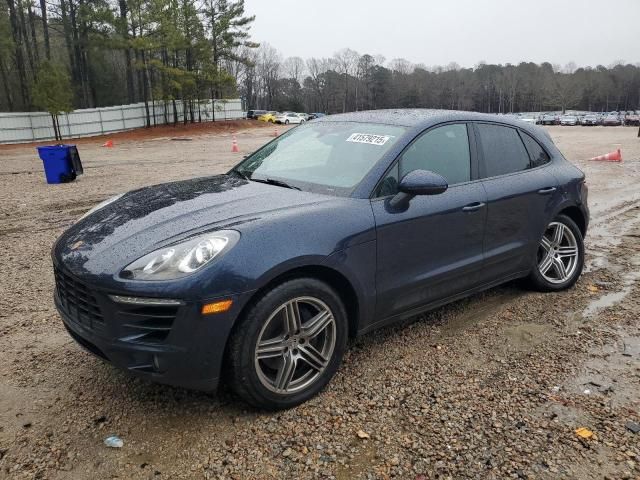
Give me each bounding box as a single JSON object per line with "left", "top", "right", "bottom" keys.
{"left": 227, "top": 278, "right": 348, "bottom": 410}
{"left": 528, "top": 214, "right": 584, "bottom": 291}
{"left": 285, "top": 119, "right": 289, "bottom": 125}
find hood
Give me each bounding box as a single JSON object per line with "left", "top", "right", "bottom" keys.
{"left": 54, "top": 174, "right": 334, "bottom": 278}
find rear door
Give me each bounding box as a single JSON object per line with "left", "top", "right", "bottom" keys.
{"left": 372, "top": 123, "right": 487, "bottom": 321}
{"left": 474, "top": 123, "right": 560, "bottom": 281}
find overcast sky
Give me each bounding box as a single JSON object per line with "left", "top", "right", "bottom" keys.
{"left": 243, "top": 0, "right": 640, "bottom": 68}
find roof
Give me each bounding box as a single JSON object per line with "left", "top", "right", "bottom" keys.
{"left": 316, "top": 108, "right": 530, "bottom": 129}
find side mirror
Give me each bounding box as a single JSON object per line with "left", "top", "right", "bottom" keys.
{"left": 389, "top": 169, "right": 448, "bottom": 209}
{"left": 398, "top": 169, "right": 448, "bottom": 195}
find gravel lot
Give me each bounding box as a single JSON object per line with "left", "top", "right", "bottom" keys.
{"left": 0, "top": 123, "right": 639, "bottom": 480}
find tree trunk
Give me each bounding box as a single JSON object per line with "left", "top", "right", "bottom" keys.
{"left": 6, "top": 0, "right": 30, "bottom": 107}
{"left": 55, "top": 114, "right": 63, "bottom": 141}
{"left": 39, "top": 0, "right": 50, "bottom": 59}
{"left": 149, "top": 67, "right": 157, "bottom": 126}
{"left": 68, "top": 0, "right": 88, "bottom": 106}
{"left": 0, "top": 59, "right": 14, "bottom": 110}
{"left": 59, "top": 0, "right": 79, "bottom": 103}
{"left": 211, "top": 88, "right": 216, "bottom": 122}
{"left": 27, "top": 1, "right": 39, "bottom": 65}
{"left": 18, "top": 0, "right": 36, "bottom": 77}
{"left": 140, "top": 50, "right": 151, "bottom": 127}
{"left": 77, "top": 0, "right": 95, "bottom": 107}
{"left": 118, "top": 0, "right": 135, "bottom": 104}
{"left": 51, "top": 113, "right": 59, "bottom": 141}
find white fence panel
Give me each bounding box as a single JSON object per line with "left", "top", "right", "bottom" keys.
{"left": 31, "top": 113, "right": 56, "bottom": 141}
{"left": 0, "top": 99, "right": 245, "bottom": 144}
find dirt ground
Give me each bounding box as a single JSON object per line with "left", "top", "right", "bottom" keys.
{"left": 0, "top": 123, "right": 638, "bottom": 480}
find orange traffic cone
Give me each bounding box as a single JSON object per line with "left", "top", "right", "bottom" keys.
{"left": 102, "top": 140, "right": 113, "bottom": 148}
{"left": 590, "top": 149, "right": 622, "bottom": 162}
{"left": 231, "top": 135, "right": 239, "bottom": 153}
{"left": 273, "top": 128, "right": 278, "bottom": 137}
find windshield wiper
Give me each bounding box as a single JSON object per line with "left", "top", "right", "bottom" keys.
{"left": 230, "top": 168, "right": 250, "bottom": 180}
{"left": 251, "top": 177, "right": 301, "bottom": 190}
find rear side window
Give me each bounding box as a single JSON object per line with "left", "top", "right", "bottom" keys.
{"left": 476, "top": 124, "right": 530, "bottom": 177}
{"left": 520, "top": 132, "right": 550, "bottom": 168}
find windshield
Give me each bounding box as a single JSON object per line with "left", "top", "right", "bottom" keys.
{"left": 233, "top": 121, "right": 406, "bottom": 196}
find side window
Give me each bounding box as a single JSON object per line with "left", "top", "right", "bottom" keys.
{"left": 520, "top": 132, "right": 550, "bottom": 168}
{"left": 399, "top": 124, "right": 471, "bottom": 185}
{"left": 476, "top": 124, "right": 531, "bottom": 177}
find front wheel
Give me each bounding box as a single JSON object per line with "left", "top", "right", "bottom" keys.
{"left": 227, "top": 278, "right": 348, "bottom": 410}
{"left": 528, "top": 214, "right": 584, "bottom": 291}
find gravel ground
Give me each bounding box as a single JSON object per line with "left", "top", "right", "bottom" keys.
{"left": 0, "top": 124, "right": 639, "bottom": 480}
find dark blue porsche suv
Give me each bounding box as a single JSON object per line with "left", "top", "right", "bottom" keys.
{"left": 53, "top": 110, "right": 589, "bottom": 409}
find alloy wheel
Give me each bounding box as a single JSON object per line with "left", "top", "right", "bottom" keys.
{"left": 254, "top": 296, "right": 336, "bottom": 394}
{"left": 537, "top": 221, "right": 579, "bottom": 284}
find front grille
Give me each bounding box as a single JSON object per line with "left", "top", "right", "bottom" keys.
{"left": 54, "top": 266, "right": 105, "bottom": 334}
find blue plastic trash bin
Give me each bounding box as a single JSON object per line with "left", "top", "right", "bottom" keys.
{"left": 36, "top": 145, "right": 78, "bottom": 184}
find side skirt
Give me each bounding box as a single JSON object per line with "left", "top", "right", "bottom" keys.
{"left": 356, "top": 270, "right": 530, "bottom": 336}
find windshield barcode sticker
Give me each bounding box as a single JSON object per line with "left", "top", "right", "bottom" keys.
{"left": 346, "top": 133, "right": 392, "bottom": 146}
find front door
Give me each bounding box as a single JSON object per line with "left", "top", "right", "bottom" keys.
{"left": 372, "top": 123, "right": 487, "bottom": 322}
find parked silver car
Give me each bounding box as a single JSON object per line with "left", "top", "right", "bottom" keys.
{"left": 603, "top": 113, "right": 622, "bottom": 126}
{"left": 581, "top": 114, "right": 599, "bottom": 126}
{"left": 560, "top": 115, "right": 579, "bottom": 126}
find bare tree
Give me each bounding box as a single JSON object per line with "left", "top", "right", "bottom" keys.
{"left": 282, "top": 56, "right": 305, "bottom": 83}
{"left": 256, "top": 43, "right": 280, "bottom": 108}
{"left": 333, "top": 48, "right": 358, "bottom": 112}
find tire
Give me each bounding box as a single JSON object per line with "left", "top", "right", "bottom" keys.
{"left": 285, "top": 120, "right": 289, "bottom": 125}
{"left": 528, "top": 214, "right": 584, "bottom": 292}
{"left": 227, "top": 278, "right": 348, "bottom": 410}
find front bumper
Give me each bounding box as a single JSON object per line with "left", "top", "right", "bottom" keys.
{"left": 54, "top": 265, "right": 250, "bottom": 391}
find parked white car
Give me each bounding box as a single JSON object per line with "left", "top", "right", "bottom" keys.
{"left": 560, "top": 115, "right": 579, "bottom": 126}
{"left": 274, "top": 112, "right": 306, "bottom": 124}
{"left": 519, "top": 115, "right": 538, "bottom": 124}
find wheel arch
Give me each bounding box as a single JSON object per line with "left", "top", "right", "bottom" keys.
{"left": 235, "top": 264, "right": 361, "bottom": 339}
{"left": 557, "top": 205, "right": 587, "bottom": 237}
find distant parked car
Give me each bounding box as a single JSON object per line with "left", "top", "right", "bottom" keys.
{"left": 258, "top": 111, "right": 279, "bottom": 123}
{"left": 581, "top": 114, "right": 599, "bottom": 126}
{"left": 623, "top": 111, "right": 639, "bottom": 126}
{"left": 519, "top": 115, "right": 538, "bottom": 124}
{"left": 541, "top": 114, "right": 558, "bottom": 125}
{"left": 602, "top": 113, "right": 622, "bottom": 126}
{"left": 560, "top": 115, "right": 579, "bottom": 126}
{"left": 274, "top": 112, "right": 306, "bottom": 125}
{"left": 247, "top": 110, "right": 267, "bottom": 120}
{"left": 308, "top": 113, "right": 326, "bottom": 120}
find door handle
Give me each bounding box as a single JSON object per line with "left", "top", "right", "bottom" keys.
{"left": 462, "top": 202, "right": 486, "bottom": 212}
{"left": 537, "top": 187, "right": 557, "bottom": 195}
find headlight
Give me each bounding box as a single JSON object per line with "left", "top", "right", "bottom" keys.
{"left": 121, "top": 230, "right": 240, "bottom": 280}
{"left": 78, "top": 193, "right": 125, "bottom": 222}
